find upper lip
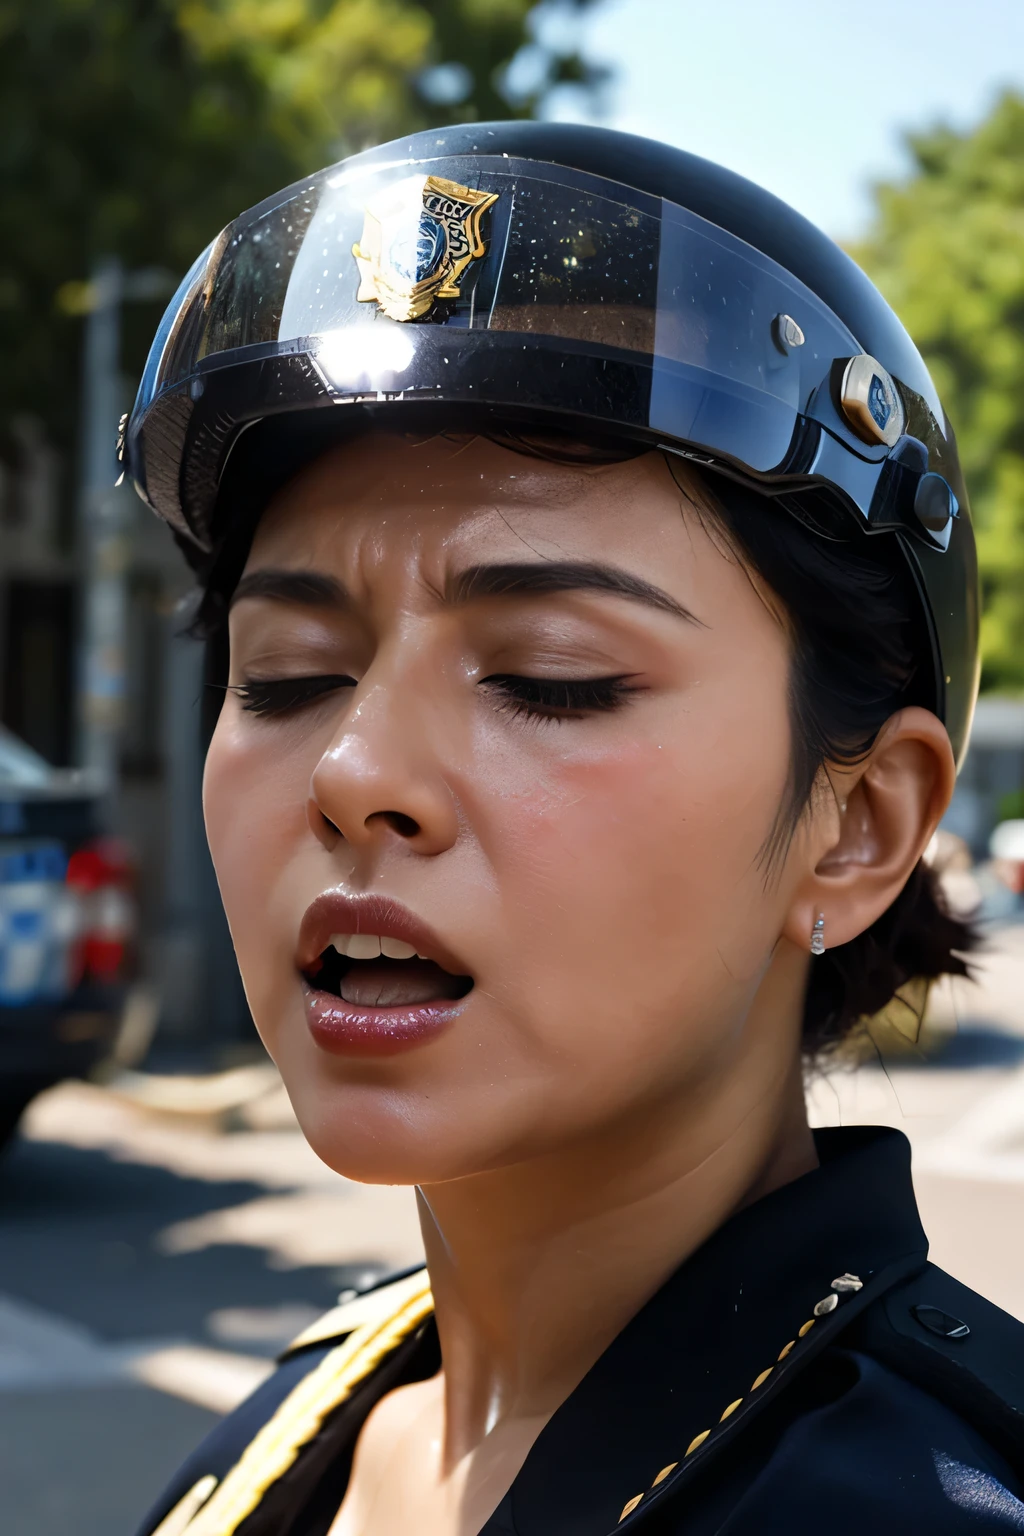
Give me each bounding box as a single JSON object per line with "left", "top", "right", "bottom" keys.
{"left": 297, "top": 891, "right": 470, "bottom": 977}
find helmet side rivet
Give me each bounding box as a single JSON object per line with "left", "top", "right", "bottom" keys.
{"left": 839, "top": 355, "right": 905, "bottom": 447}
{"left": 772, "top": 313, "right": 805, "bottom": 354}
{"left": 914, "top": 472, "right": 958, "bottom": 534}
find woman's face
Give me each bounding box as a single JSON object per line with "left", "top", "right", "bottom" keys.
{"left": 205, "top": 433, "right": 811, "bottom": 1184}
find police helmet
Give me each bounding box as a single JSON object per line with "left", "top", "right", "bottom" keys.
{"left": 124, "top": 121, "right": 979, "bottom": 764}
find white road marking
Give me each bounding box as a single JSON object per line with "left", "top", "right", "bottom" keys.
{"left": 128, "top": 1344, "right": 274, "bottom": 1414}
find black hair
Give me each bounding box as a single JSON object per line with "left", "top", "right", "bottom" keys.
{"left": 191, "top": 415, "right": 974, "bottom": 1058}
{"left": 677, "top": 463, "right": 974, "bottom": 1056}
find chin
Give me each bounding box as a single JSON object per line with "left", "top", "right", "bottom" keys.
{"left": 279, "top": 1074, "right": 486, "bottom": 1186}
{"left": 285, "top": 1052, "right": 589, "bottom": 1188}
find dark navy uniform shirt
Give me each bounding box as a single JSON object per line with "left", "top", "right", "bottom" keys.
{"left": 137, "top": 1127, "right": 1024, "bottom": 1535}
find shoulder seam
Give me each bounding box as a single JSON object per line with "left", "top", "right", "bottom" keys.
{"left": 281, "top": 1265, "right": 429, "bottom": 1357}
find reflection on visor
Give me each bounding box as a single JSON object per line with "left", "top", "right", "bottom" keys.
{"left": 141, "top": 156, "right": 861, "bottom": 429}
{"left": 127, "top": 148, "right": 974, "bottom": 781}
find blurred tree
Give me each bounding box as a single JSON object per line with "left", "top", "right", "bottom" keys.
{"left": 0, "top": 0, "right": 601, "bottom": 472}
{"left": 852, "top": 93, "right": 1024, "bottom": 692}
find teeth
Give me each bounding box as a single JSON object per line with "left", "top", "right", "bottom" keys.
{"left": 346, "top": 934, "right": 382, "bottom": 960}
{"left": 328, "top": 934, "right": 420, "bottom": 961}
{"left": 380, "top": 937, "right": 417, "bottom": 960}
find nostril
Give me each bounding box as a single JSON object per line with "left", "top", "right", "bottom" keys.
{"left": 372, "top": 810, "right": 420, "bottom": 839}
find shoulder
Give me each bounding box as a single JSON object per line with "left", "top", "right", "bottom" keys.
{"left": 653, "top": 1265, "right": 1024, "bottom": 1534}
{"left": 849, "top": 1261, "right": 1024, "bottom": 1469}
{"left": 791, "top": 1264, "right": 1024, "bottom": 1528}
{"left": 133, "top": 1266, "right": 430, "bottom": 1536}
{"left": 697, "top": 1352, "right": 1024, "bottom": 1535}
{"left": 279, "top": 1264, "right": 431, "bottom": 1355}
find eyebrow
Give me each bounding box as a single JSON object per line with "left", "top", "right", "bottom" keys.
{"left": 230, "top": 560, "right": 699, "bottom": 624}
{"left": 445, "top": 561, "right": 700, "bottom": 623}
{"left": 230, "top": 569, "right": 346, "bottom": 609}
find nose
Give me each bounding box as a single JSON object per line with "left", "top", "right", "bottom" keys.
{"left": 308, "top": 678, "right": 460, "bottom": 859}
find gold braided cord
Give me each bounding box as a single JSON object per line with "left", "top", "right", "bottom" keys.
{"left": 182, "top": 1273, "right": 434, "bottom": 1536}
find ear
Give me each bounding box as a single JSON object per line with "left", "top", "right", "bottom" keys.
{"left": 782, "top": 707, "right": 956, "bottom": 953}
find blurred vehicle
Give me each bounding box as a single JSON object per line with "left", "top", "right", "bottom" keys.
{"left": 990, "top": 819, "right": 1024, "bottom": 896}
{"left": 0, "top": 727, "right": 135, "bottom": 1151}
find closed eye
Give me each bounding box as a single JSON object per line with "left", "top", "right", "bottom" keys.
{"left": 228, "top": 675, "right": 356, "bottom": 717}
{"left": 480, "top": 674, "right": 640, "bottom": 720}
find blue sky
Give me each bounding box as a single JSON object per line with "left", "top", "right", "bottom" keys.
{"left": 542, "top": 0, "right": 1024, "bottom": 238}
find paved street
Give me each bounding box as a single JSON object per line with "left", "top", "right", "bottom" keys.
{"left": 0, "top": 1073, "right": 423, "bottom": 1536}
{"left": 2, "top": 927, "right": 1024, "bottom": 1534}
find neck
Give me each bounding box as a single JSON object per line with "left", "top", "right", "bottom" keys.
{"left": 416, "top": 941, "right": 817, "bottom": 1467}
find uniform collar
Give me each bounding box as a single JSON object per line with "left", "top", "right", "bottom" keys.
{"left": 491, "top": 1126, "right": 928, "bottom": 1536}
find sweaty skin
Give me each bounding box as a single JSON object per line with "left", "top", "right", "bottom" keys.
{"left": 203, "top": 432, "right": 955, "bottom": 1536}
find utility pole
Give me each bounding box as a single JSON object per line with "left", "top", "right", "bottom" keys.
{"left": 75, "top": 258, "right": 174, "bottom": 789}
{"left": 77, "top": 256, "right": 126, "bottom": 786}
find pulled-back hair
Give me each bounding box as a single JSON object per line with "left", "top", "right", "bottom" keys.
{"left": 191, "top": 414, "right": 975, "bottom": 1058}
{"left": 673, "top": 460, "right": 973, "bottom": 1056}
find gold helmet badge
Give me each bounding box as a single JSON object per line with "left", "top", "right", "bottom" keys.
{"left": 352, "top": 175, "right": 499, "bottom": 323}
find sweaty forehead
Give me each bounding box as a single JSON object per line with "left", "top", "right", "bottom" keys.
{"left": 248, "top": 432, "right": 686, "bottom": 570}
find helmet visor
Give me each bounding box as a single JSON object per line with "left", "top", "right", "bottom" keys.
{"left": 137, "top": 153, "right": 865, "bottom": 478}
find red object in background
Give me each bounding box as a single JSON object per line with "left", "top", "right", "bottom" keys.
{"left": 994, "top": 859, "right": 1024, "bottom": 895}
{"left": 66, "top": 838, "right": 137, "bottom": 983}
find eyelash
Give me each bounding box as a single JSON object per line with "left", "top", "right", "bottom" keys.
{"left": 228, "top": 676, "right": 355, "bottom": 716}
{"left": 482, "top": 674, "right": 638, "bottom": 720}
{"left": 229, "top": 673, "right": 638, "bottom": 721}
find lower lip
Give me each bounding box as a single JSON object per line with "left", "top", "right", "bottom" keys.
{"left": 302, "top": 983, "right": 465, "bottom": 1057}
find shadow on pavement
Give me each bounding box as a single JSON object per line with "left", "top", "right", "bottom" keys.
{"left": 0, "top": 1385, "right": 219, "bottom": 1536}
{"left": 0, "top": 1135, "right": 375, "bottom": 1344}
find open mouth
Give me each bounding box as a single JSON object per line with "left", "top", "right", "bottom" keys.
{"left": 304, "top": 933, "right": 474, "bottom": 1009}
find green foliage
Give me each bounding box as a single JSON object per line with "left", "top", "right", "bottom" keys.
{"left": 997, "top": 786, "right": 1024, "bottom": 823}
{"left": 0, "top": 0, "right": 597, "bottom": 460}
{"left": 851, "top": 93, "right": 1024, "bottom": 692}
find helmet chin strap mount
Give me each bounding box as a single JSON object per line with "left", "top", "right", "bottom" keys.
{"left": 869, "top": 435, "right": 959, "bottom": 552}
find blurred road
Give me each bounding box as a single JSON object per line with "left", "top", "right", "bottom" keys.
{"left": 2, "top": 927, "right": 1024, "bottom": 1535}
{"left": 0, "top": 1073, "right": 423, "bottom": 1536}
{"left": 807, "top": 923, "right": 1024, "bottom": 1319}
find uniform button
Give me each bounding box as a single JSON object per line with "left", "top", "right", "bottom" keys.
{"left": 911, "top": 1304, "right": 971, "bottom": 1340}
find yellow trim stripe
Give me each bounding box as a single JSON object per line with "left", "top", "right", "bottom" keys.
{"left": 284, "top": 1269, "right": 430, "bottom": 1355}
{"left": 151, "top": 1476, "right": 218, "bottom": 1536}
{"left": 180, "top": 1273, "right": 434, "bottom": 1536}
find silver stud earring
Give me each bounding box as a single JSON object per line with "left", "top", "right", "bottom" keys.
{"left": 810, "top": 913, "right": 826, "bottom": 956}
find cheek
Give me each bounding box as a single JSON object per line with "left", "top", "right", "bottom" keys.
{"left": 203, "top": 716, "right": 310, "bottom": 980}
{"left": 482, "top": 703, "right": 791, "bottom": 1014}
